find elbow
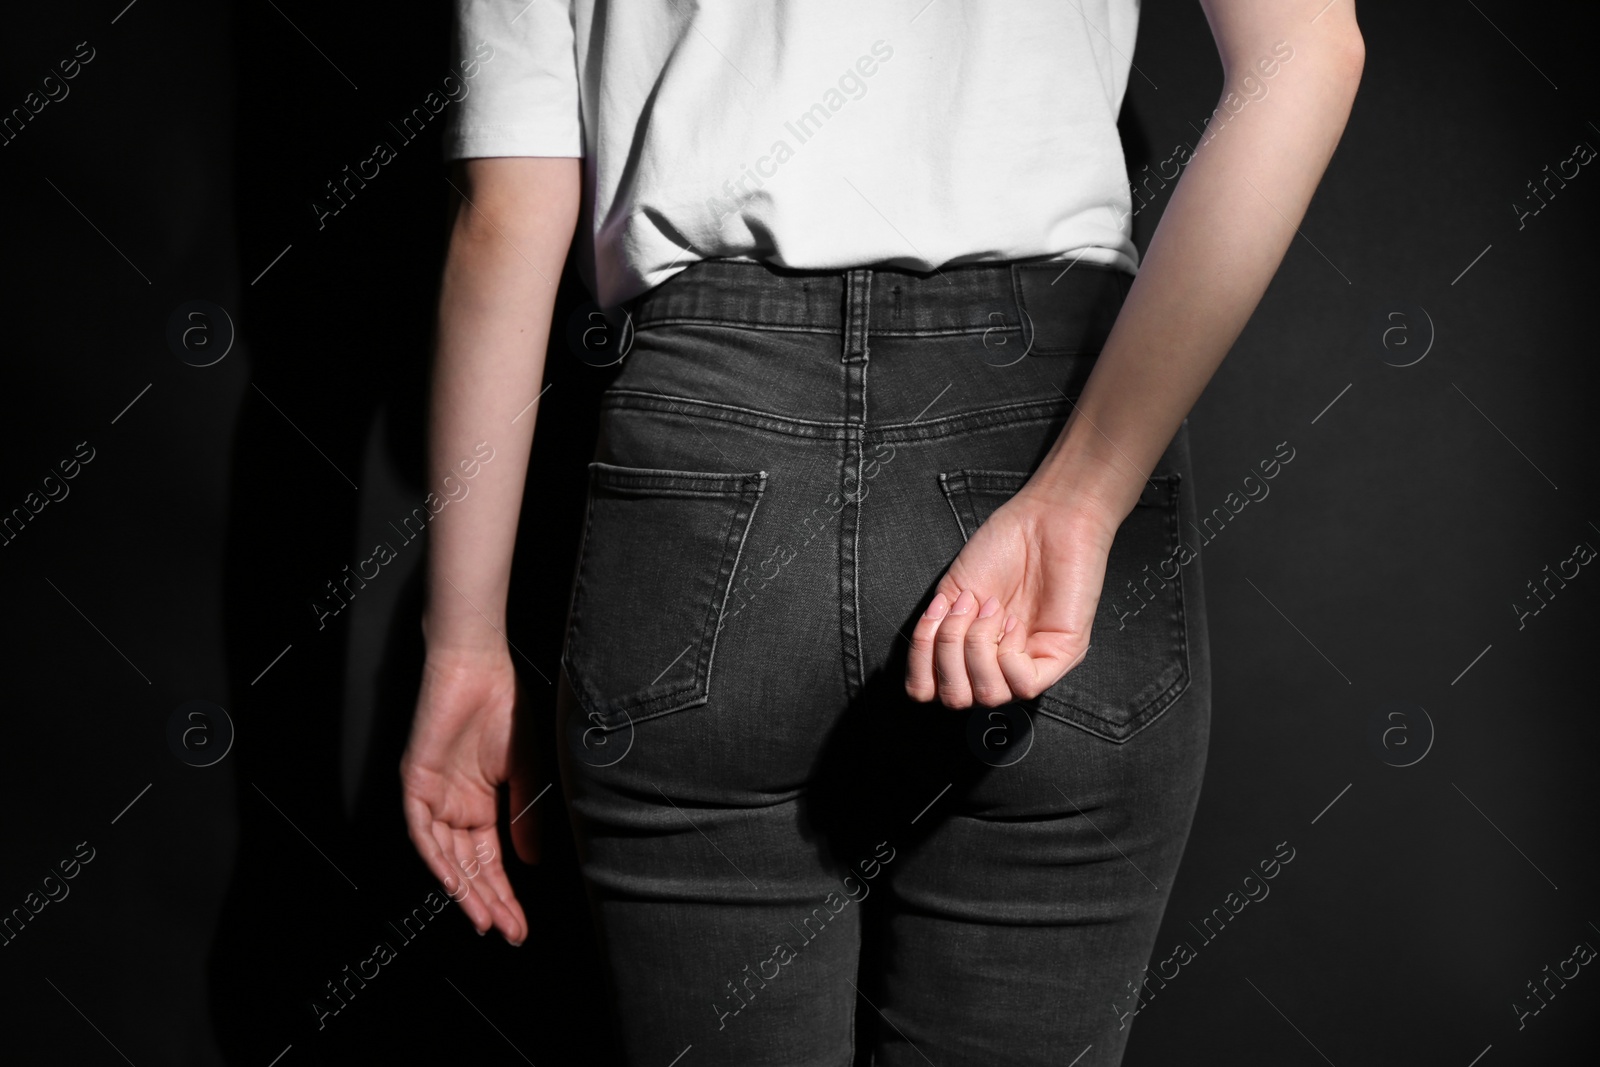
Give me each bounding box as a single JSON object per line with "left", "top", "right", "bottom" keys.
{"left": 1286, "top": 26, "right": 1365, "bottom": 107}
{"left": 448, "top": 156, "right": 582, "bottom": 248}
{"left": 1330, "top": 26, "right": 1365, "bottom": 90}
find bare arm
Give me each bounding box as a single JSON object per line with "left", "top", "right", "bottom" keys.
{"left": 907, "top": 0, "right": 1365, "bottom": 706}
{"left": 1035, "top": 0, "right": 1365, "bottom": 516}
{"left": 423, "top": 157, "right": 579, "bottom": 648}
{"left": 401, "top": 156, "right": 579, "bottom": 943}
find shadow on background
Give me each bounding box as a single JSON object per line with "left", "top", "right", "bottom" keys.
{"left": 0, "top": 0, "right": 1595, "bottom": 1064}
{"left": 210, "top": 2, "right": 610, "bottom": 1064}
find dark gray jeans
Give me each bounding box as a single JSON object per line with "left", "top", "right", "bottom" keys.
{"left": 554, "top": 257, "right": 1211, "bottom": 1066}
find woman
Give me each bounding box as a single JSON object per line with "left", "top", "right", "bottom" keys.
{"left": 401, "top": 1, "right": 1364, "bottom": 1063}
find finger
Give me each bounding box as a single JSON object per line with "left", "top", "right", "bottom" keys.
{"left": 406, "top": 796, "right": 492, "bottom": 932}
{"left": 932, "top": 588, "right": 979, "bottom": 708}
{"left": 1036, "top": 611, "right": 1094, "bottom": 692}
{"left": 964, "top": 596, "right": 1013, "bottom": 707}
{"left": 905, "top": 591, "right": 951, "bottom": 701}
{"left": 467, "top": 827, "right": 528, "bottom": 946}
{"left": 402, "top": 794, "right": 465, "bottom": 906}
{"left": 996, "top": 613, "right": 1042, "bottom": 698}
{"left": 451, "top": 825, "right": 515, "bottom": 937}
{"left": 433, "top": 821, "right": 494, "bottom": 933}
{"left": 998, "top": 616, "right": 1092, "bottom": 700}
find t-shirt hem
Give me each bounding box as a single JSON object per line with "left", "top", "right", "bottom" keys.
{"left": 442, "top": 125, "right": 584, "bottom": 161}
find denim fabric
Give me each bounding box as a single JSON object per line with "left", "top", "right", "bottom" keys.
{"left": 553, "top": 257, "right": 1212, "bottom": 1067}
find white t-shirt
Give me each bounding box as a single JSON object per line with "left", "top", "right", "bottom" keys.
{"left": 444, "top": 0, "right": 1142, "bottom": 307}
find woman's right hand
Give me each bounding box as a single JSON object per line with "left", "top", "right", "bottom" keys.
{"left": 905, "top": 484, "right": 1120, "bottom": 708}
{"left": 400, "top": 642, "right": 535, "bottom": 945}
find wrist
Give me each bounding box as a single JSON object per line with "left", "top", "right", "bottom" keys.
{"left": 1023, "top": 434, "right": 1148, "bottom": 530}
{"left": 421, "top": 605, "right": 510, "bottom": 659}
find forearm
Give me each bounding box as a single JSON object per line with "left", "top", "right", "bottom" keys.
{"left": 421, "top": 157, "right": 580, "bottom": 653}
{"left": 1032, "top": 5, "right": 1364, "bottom": 520}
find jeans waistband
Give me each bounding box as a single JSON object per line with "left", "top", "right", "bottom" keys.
{"left": 626, "top": 257, "right": 1134, "bottom": 355}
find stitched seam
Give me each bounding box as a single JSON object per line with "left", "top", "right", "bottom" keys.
{"left": 839, "top": 363, "right": 856, "bottom": 698}
{"left": 605, "top": 391, "right": 1076, "bottom": 441}
{"left": 936, "top": 471, "right": 970, "bottom": 542}
{"left": 852, "top": 357, "right": 868, "bottom": 690}
{"left": 592, "top": 462, "right": 766, "bottom": 495}
{"left": 560, "top": 466, "right": 605, "bottom": 716}
{"left": 938, "top": 470, "right": 1190, "bottom": 742}
{"left": 604, "top": 391, "right": 846, "bottom": 437}
{"left": 563, "top": 475, "right": 766, "bottom": 729}
{"left": 634, "top": 318, "right": 838, "bottom": 335}
{"left": 698, "top": 473, "right": 768, "bottom": 709}
{"left": 631, "top": 317, "right": 1105, "bottom": 341}
{"left": 1040, "top": 473, "right": 1190, "bottom": 739}
{"left": 874, "top": 401, "right": 1073, "bottom": 441}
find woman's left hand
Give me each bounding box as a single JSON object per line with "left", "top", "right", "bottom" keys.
{"left": 905, "top": 484, "right": 1123, "bottom": 708}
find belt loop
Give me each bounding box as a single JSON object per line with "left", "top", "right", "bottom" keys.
{"left": 843, "top": 268, "right": 871, "bottom": 362}
{"left": 1009, "top": 262, "right": 1036, "bottom": 353}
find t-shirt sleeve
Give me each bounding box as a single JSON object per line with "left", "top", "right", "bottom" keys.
{"left": 443, "top": 0, "right": 583, "bottom": 160}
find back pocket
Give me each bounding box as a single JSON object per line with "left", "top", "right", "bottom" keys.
{"left": 937, "top": 469, "right": 1190, "bottom": 743}
{"left": 562, "top": 462, "right": 766, "bottom": 732}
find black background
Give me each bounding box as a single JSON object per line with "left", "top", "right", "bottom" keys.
{"left": 1, "top": 1, "right": 1596, "bottom": 1064}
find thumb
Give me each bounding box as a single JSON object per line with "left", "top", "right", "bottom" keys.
{"left": 995, "top": 612, "right": 1040, "bottom": 697}
{"left": 509, "top": 767, "right": 541, "bottom": 866}
{"left": 507, "top": 677, "right": 541, "bottom": 866}
{"left": 999, "top": 617, "right": 1093, "bottom": 700}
